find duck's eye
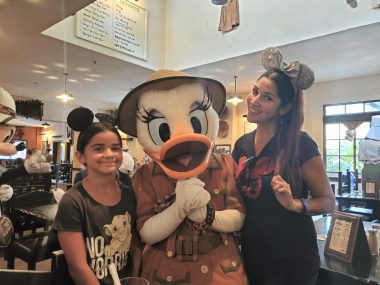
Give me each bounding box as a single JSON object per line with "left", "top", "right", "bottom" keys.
{"left": 190, "top": 110, "right": 208, "bottom": 135}
{"left": 3, "top": 129, "right": 14, "bottom": 143}
{"left": 148, "top": 118, "right": 171, "bottom": 145}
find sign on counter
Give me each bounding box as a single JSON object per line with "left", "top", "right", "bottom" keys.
{"left": 324, "top": 210, "right": 371, "bottom": 263}
{"left": 76, "top": 0, "right": 148, "bottom": 60}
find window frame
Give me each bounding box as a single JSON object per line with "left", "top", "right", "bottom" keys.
{"left": 323, "top": 99, "right": 380, "bottom": 174}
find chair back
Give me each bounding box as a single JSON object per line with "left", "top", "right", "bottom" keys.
{"left": 13, "top": 190, "right": 55, "bottom": 209}
{"left": 9, "top": 173, "right": 52, "bottom": 195}
{"left": 9, "top": 190, "right": 56, "bottom": 235}
{"left": 0, "top": 269, "right": 54, "bottom": 285}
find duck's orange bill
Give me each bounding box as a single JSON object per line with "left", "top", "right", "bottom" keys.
{"left": 145, "top": 133, "right": 214, "bottom": 180}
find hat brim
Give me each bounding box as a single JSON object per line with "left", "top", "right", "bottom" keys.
{"left": 117, "top": 76, "right": 226, "bottom": 137}
{"left": 0, "top": 114, "right": 26, "bottom": 127}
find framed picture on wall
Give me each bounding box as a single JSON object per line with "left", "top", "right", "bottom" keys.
{"left": 214, "top": 144, "right": 231, "bottom": 154}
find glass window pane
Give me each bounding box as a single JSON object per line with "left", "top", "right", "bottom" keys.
{"left": 339, "top": 123, "right": 348, "bottom": 138}
{"left": 325, "top": 105, "right": 345, "bottom": 116}
{"left": 326, "top": 124, "right": 340, "bottom": 139}
{"left": 326, "top": 140, "right": 339, "bottom": 155}
{"left": 326, "top": 156, "right": 340, "bottom": 172}
{"left": 365, "top": 101, "right": 380, "bottom": 112}
{"left": 346, "top": 103, "right": 363, "bottom": 114}
{"left": 356, "top": 122, "right": 370, "bottom": 139}
{"left": 340, "top": 156, "right": 354, "bottom": 172}
{"left": 340, "top": 140, "right": 353, "bottom": 155}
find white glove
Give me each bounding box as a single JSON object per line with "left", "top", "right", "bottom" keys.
{"left": 140, "top": 202, "right": 186, "bottom": 245}
{"left": 187, "top": 205, "right": 207, "bottom": 223}
{"left": 175, "top": 178, "right": 210, "bottom": 214}
{"left": 139, "top": 178, "right": 211, "bottom": 245}
{"left": 0, "top": 185, "right": 13, "bottom": 202}
{"left": 52, "top": 188, "right": 65, "bottom": 203}
{"left": 211, "top": 210, "right": 245, "bottom": 233}
{"left": 24, "top": 151, "right": 51, "bottom": 173}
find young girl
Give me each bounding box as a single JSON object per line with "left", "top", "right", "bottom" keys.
{"left": 53, "top": 108, "right": 141, "bottom": 285}
{"left": 232, "top": 48, "right": 335, "bottom": 285}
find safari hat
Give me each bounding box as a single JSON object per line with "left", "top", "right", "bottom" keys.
{"left": 366, "top": 115, "right": 380, "bottom": 140}
{"left": 117, "top": 69, "right": 226, "bottom": 137}
{"left": 0, "top": 87, "right": 25, "bottom": 126}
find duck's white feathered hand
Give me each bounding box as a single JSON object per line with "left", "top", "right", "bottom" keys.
{"left": 175, "top": 178, "right": 210, "bottom": 214}
{"left": 24, "top": 151, "right": 51, "bottom": 173}
{"left": 139, "top": 177, "right": 210, "bottom": 245}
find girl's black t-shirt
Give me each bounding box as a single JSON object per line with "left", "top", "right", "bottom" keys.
{"left": 52, "top": 182, "right": 137, "bottom": 285}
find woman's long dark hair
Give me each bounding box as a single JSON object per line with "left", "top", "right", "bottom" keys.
{"left": 260, "top": 69, "right": 304, "bottom": 196}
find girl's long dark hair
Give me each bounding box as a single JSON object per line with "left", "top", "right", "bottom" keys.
{"left": 77, "top": 122, "right": 122, "bottom": 153}
{"left": 261, "top": 69, "right": 304, "bottom": 196}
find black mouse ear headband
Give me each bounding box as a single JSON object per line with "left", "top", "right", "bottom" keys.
{"left": 262, "top": 47, "right": 315, "bottom": 91}
{"left": 67, "top": 107, "right": 117, "bottom": 132}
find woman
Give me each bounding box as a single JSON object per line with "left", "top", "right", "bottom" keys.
{"left": 53, "top": 108, "right": 141, "bottom": 285}
{"left": 232, "top": 48, "right": 335, "bottom": 285}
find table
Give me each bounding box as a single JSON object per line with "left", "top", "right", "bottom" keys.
{"left": 336, "top": 193, "right": 380, "bottom": 221}
{"left": 315, "top": 216, "right": 380, "bottom": 284}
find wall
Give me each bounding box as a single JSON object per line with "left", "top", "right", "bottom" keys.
{"left": 19, "top": 127, "right": 41, "bottom": 151}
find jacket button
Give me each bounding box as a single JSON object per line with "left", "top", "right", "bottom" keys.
{"left": 232, "top": 261, "right": 237, "bottom": 267}
{"left": 200, "top": 265, "right": 209, "bottom": 273}
{"left": 166, "top": 275, "right": 173, "bottom": 282}
{"left": 167, "top": 250, "right": 173, "bottom": 257}
{"left": 214, "top": 189, "right": 220, "bottom": 195}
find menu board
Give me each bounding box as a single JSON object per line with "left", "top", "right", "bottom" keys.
{"left": 324, "top": 210, "right": 370, "bottom": 263}
{"left": 76, "top": 0, "right": 148, "bottom": 60}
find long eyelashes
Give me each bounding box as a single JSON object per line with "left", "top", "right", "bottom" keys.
{"left": 137, "top": 88, "right": 212, "bottom": 123}
{"left": 191, "top": 89, "right": 212, "bottom": 113}
{"left": 137, "top": 105, "right": 160, "bottom": 124}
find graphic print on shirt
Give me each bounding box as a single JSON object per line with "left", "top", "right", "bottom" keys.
{"left": 86, "top": 211, "right": 132, "bottom": 280}
{"left": 237, "top": 156, "right": 275, "bottom": 199}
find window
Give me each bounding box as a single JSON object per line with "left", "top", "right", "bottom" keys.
{"left": 324, "top": 100, "right": 380, "bottom": 173}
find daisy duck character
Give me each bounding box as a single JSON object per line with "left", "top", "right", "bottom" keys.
{"left": 0, "top": 87, "right": 51, "bottom": 247}
{"left": 117, "top": 70, "right": 248, "bottom": 285}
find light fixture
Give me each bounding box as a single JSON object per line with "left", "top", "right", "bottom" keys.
{"left": 226, "top": 75, "right": 244, "bottom": 106}
{"left": 212, "top": 0, "right": 227, "bottom": 4}
{"left": 56, "top": 72, "right": 74, "bottom": 102}
{"left": 346, "top": 0, "right": 357, "bottom": 8}
{"left": 42, "top": 121, "right": 50, "bottom": 129}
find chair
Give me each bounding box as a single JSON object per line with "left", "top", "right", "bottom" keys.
{"left": 6, "top": 230, "right": 61, "bottom": 270}
{"left": 5, "top": 190, "right": 60, "bottom": 270}
{"left": 0, "top": 269, "right": 54, "bottom": 285}
{"left": 9, "top": 190, "right": 56, "bottom": 236}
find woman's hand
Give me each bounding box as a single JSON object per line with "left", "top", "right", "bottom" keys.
{"left": 271, "top": 175, "right": 299, "bottom": 212}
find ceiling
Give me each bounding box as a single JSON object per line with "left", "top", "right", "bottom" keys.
{"left": 1, "top": 0, "right": 380, "bottom": 126}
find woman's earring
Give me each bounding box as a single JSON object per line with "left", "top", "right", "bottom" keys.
{"left": 280, "top": 115, "right": 283, "bottom": 126}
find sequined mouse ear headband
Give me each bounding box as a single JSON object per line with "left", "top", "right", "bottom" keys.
{"left": 262, "top": 47, "right": 315, "bottom": 91}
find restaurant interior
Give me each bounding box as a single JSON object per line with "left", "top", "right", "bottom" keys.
{"left": 0, "top": 0, "right": 380, "bottom": 284}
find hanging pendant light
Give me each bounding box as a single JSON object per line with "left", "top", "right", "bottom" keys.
{"left": 226, "top": 75, "right": 244, "bottom": 106}
{"left": 42, "top": 121, "right": 50, "bottom": 129}
{"left": 56, "top": 72, "right": 74, "bottom": 102}
{"left": 212, "top": 0, "right": 227, "bottom": 4}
